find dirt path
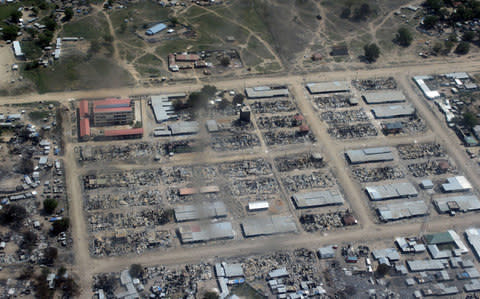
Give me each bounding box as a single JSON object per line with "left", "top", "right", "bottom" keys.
{"left": 196, "top": 5, "right": 284, "bottom": 71}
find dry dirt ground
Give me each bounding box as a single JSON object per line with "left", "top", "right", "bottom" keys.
{"left": 2, "top": 58, "right": 480, "bottom": 298}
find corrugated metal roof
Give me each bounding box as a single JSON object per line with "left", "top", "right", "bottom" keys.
{"left": 145, "top": 23, "right": 167, "bottom": 35}
{"left": 174, "top": 201, "right": 227, "bottom": 222}
{"left": 441, "top": 176, "right": 472, "bottom": 192}
{"left": 434, "top": 195, "right": 480, "bottom": 213}
{"left": 366, "top": 182, "right": 418, "bottom": 201}
{"left": 103, "top": 128, "right": 143, "bottom": 137}
{"left": 371, "top": 104, "right": 415, "bottom": 119}
{"left": 292, "top": 189, "right": 344, "bottom": 208}
{"left": 306, "top": 81, "right": 350, "bottom": 94}
{"left": 242, "top": 215, "right": 297, "bottom": 237}
{"left": 175, "top": 53, "right": 200, "bottom": 61}
{"left": 407, "top": 259, "right": 446, "bottom": 271}
{"left": 377, "top": 200, "right": 428, "bottom": 221}
{"left": 169, "top": 121, "right": 199, "bottom": 135}
{"left": 362, "top": 91, "right": 406, "bottom": 104}
{"left": 245, "top": 86, "right": 289, "bottom": 99}
{"left": 248, "top": 201, "right": 269, "bottom": 211}
{"left": 345, "top": 147, "right": 394, "bottom": 164}
{"left": 79, "top": 100, "right": 89, "bottom": 118}
{"left": 178, "top": 221, "right": 234, "bottom": 243}
{"left": 79, "top": 118, "right": 90, "bottom": 137}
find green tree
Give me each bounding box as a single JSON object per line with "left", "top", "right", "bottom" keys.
{"left": 43, "top": 198, "right": 58, "bottom": 214}
{"left": 220, "top": 56, "right": 230, "bottom": 67}
{"left": 170, "top": 17, "right": 179, "bottom": 26}
{"left": 43, "top": 246, "right": 58, "bottom": 265}
{"left": 455, "top": 41, "right": 470, "bottom": 55}
{"left": 353, "top": 3, "right": 371, "bottom": 21}
{"left": 10, "top": 10, "right": 22, "bottom": 23}
{"left": 425, "top": 0, "right": 444, "bottom": 12}
{"left": 433, "top": 42, "right": 443, "bottom": 54}
{"left": 37, "top": 30, "right": 54, "bottom": 48}
{"left": 364, "top": 43, "right": 380, "bottom": 62}
{"left": 396, "top": 27, "right": 413, "bottom": 47}
{"left": 463, "top": 31, "right": 475, "bottom": 42}
{"left": 233, "top": 94, "right": 245, "bottom": 106}
{"left": 44, "top": 17, "right": 57, "bottom": 31}
{"left": 423, "top": 15, "right": 439, "bottom": 29}
{"left": 1, "top": 204, "right": 28, "bottom": 228}
{"left": 340, "top": 7, "right": 351, "bottom": 19}
{"left": 463, "top": 111, "right": 478, "bottom": 128}
{"left": 444, "top": 39, "right": 455, "bottom": 54}
{"left": 129, "top": 264, "right": 144, "bottom": 278}
{"left": 376, "top": 263, "right": 390, "bottom": 277}
{"left": 52, "top": 218, "right": 69, "bottom": 235}
{"left": 64, "top": 7, "right": 74, "bottom": 21}
{"left": 21, "top": 231, "right": 38, "bottom": 251}
{"left": 203, "top": 291, "right": 219, "bottom": 299}
{"left": 2, "top": 25, "right": 19, "bottom": 41}
{"left": 201, "top": 85, "right": 217, "bottom": 99}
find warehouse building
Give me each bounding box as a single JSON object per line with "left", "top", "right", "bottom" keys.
{"left": 305, "top": 81, "right": 350, "bottom": 94}
{"left": 12, "top": 41, "right": 24, "bottom": 59}
{"left": 102, "top": 128, "right": 144, "bottom": 139}
{"left": 174, "top": 201, "right": 227, "bottom": 222}
{"left": 92, "top": 98, "right": 134, "bottom": 127}
{"left": 433, "top": 195, "right": 480, "bottom": 213}
{"left": 345, "top": 147, "right": 394, "bottom": 164}
{"left": 178, "top": 222, "right": 234, "bottom": 243}
{"left": 465, "top": 228, "right": 480, "bottom": 261}
{"left": 441, "top": 176, "right": 472, "bottom": 192}
{"left": 247, "top": 201, "right": 269, "bottom": 211}
{"left": 168, "top": 121, "right": 199, "bottom": 135}
{"left": 362, "top": 91, "right": 406, "bottom": 104}
{"left": 145, "top": 23, "right": 167, "bottom": 35}
{"left": 150, "top": 94, "right": 182, "bottom": 123}
{"left": 366, "top": 182, "right": 418, "bottom": 201}
{"left": 242, "top": 216, "right": 297, "bottom": 237}
{"left": 292, "top": 189, "right": 344, "bottom": 208}
{"left": 371, "top": 104, "right": 415, "bottom": 119}
{"left": 245, "top": 86, "right": 289, "bottom": 99}
{"left": 413, "top": 76, "right": 440, "bottom": 99}
{"left": 406, "top": 260, "right": 446, "bottom": 272}
{"left": 377, "top": 200, "right": 428, "bottom": 221}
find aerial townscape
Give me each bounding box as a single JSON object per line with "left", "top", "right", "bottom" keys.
{"left": 3, "top": 0, "right": 480, "bottom": 298}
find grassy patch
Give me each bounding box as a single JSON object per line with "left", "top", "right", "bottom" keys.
{"left": 247, "top": 36, "right": 274, "bottom": 59}
{"left": 230, "top": 283, "right": 264, "bottom": 299}
{"left": 21, "top": 41, "right": 43, "bottom": 60}
{"left": 134, "top": 64, "right": 162, "bottom": 77}
{"left": 28, "top": 110, "right": 50, "bottom": 120}
{"left": 23, "top": 55, "right": 133, "bottom": 93}
{"left": 136, "top": 53, "right": 163, "bottom": 66}
{"left": 155, "top": 39, "right": 193, "bottom": 57}
{"left": 61, "top": 12, "right": 109, "bottom": 41}
{"left": 241, "top": 50, "right": 263, "bottom": 67}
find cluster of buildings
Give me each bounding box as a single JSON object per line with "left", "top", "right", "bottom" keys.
{"left": 78, "top": 98, "right": 143, "bottom": 141}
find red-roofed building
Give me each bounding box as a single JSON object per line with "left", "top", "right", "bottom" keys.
{"left": 79, "top": 100, "right": 89, "bottom": 119}
{"left": 103, "top": 128, "right": 143, "bottom": 139}
{"left": 92, "top": 98, "right": 134, "bottom": 127}
{"left": 79, "top": 118, "right": 90, "bottom": 138}
{"left": 299, "top": 124, "right": 310, "bottom": 132}
{"left": 175, "top": 54, "right": 200, "bottom": 62}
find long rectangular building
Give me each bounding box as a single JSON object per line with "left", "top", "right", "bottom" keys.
{"left": 371, "top": 104, "right": 415, "bottom": 119}
{"left": 174, "top": 201, "right": 227, "bottom": 222}
{"left": 362, "top": 91, "right": 406, "bottom": 104}
{"left": 366, "top": 182, "right": 418, "bottom": 201}
{"left": 377, "top": 200, "right": 428, "bottom": 221}
{"left": 434, "top": 195, "right": 480, "bottom": 214}
{"left": 178, "top": 222, "right": 234, "bottom": 243}
{"left": 306, "top": 81, "right": 350, "bottom": 94}
{"left": 242, "top": 216, "right": 297, "bottom": 237}
{"left": 345, "top": 147, "right": 394, "bottom": 164}
{"left": 92, "top": 98, "right": 134, "bottom": 127}
{"left": 292, "top": 189, "right": 344, "bottom": 208}
{"left": 407, "top": 260, "right": 446, "bottom": 272}
{"left": 245, "top": 86, "right": 289, "bottom": 99}
{"left": 150, "top": 94, "right": 182, "bottom": 123}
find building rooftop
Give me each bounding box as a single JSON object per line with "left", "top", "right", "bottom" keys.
{"left": 305, "top": 81, "right": 350, "bottom": 94}
{"left": 413, "top": 76, "right": 440, "bottom": 99}
{"left": 168, "top": 121, "right": 199, "bottom": 135}
{"left": 178, "top": 222, "right": 234, "bottom": 243}
{"left": 366, "top": 182, "right": 418, "bottom": 201}
{"left": 441, "top": 176, "right": 472, "bottom": 192}
{"left": 145, "top": 23, "right": 167, "bottom": 35}
{"left": 150, "top": 94, "right": 182, "bottom": 123}
{"left": 371, "top": 104, "right": 415, "bottom": 119}
{"left": 79, "top": 100, "right": 89, "bottom": 118}
{"left": 465, "top": 228, "right": 480, "bottom": 261}
{"left": 223, "top": 263, "right": 244, "bottom": 278}
{"left": 345, "top": 147, "right": 394, "bottom": 164}
{"left": 79, "top": 118, "right": 90, "bottom": 137}
{"left": 174, "top": 201, "right": 227, "bottom": 222}
{"left": 434, "top": 195, "right": 480, "bottom": 213}
{"left": 372, "top": 248, "right": 400, "bottom": 261}
{"left": 242, "top": 215, "right": 297, "bottom": 237}
{"left": 407, "top": 259, "right": 446, "bottom": 272}
{"left": 103, "top": 128, "right": 144, "bottom": 137}
{"left": 245, "top": 86, "right": 289, "bottom": 99}
{"left": 292, "top": 189, "right": 344, "bottom": 208}
{"left": 362, "top": 91, "right": 406, "bottom": 104}
{"left": 425, "top": 232, "right": 454, "bottom": 245}
{"left": 377, "top": 200, "right": 428, "bottom": 221}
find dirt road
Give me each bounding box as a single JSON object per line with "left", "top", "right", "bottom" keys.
{"left": 2, "top": 57, "right": 480, "bottom": 299}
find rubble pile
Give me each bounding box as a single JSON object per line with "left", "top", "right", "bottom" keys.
{"left": 313, "top": 95, "right": 351, "bottom": 109}
{"left": 382, "top": 117, "right": 427, "bottom": 135}
{"left": 88, "top": 208, "right": 173, "bottom": 232}
{"left": 351, "top": 166, "right": 405, "bottom": 183}
{"left": 217, "top": 159, "right": 272, "bottom": 177}
{"left": 263, "top": 131, "right": 316, "bottom": 146}
{"left": 352, "top": 77, "right": 397, "bottom": 90}
{"left": 327, "top": 123, "right": 378, "bottom": 139}
{"left": 230, "top": 177, "right": 279, "bottom": 196}
{"left": 85, "top": 190, "right": 163, "bottom": 210}
{"left": 91, "top": 229, "right": 172, "bottom": 257}
{"left": 249, "top": 100, "right": 297, "bottom": 114}
{"left": 407, "top": 160, "right": 457, "bottom": 177}
{"left": 257, "top": 114, "right": 303, "bottom": 129}
{"left": 299, "top": 211, "right": 347, "bottom": 232}
{"left": 321, "top": 109, "right": 370, "bottom": 124}
{"left": 160, "top": 166, "right": 218, "bottom": 184}
{"left": 210, "top": 133, "right": 260, "bottom": 151}
{"left": 166, "top": 188, "right": 220, "bottom": 204}
{"left": 76, "top": 143, "right": 164, "bottom": 162}
{"left": 83, "top": 170, "right": 162, "bottom": 190}
{"left": 275, "top": 154, "right": 326, "bottom": 172}
{"left": 397, "top": 143, "right": 445, "bottom": 160}
{"left": 282, "top": 171, "right": 335, "bottom": 192}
